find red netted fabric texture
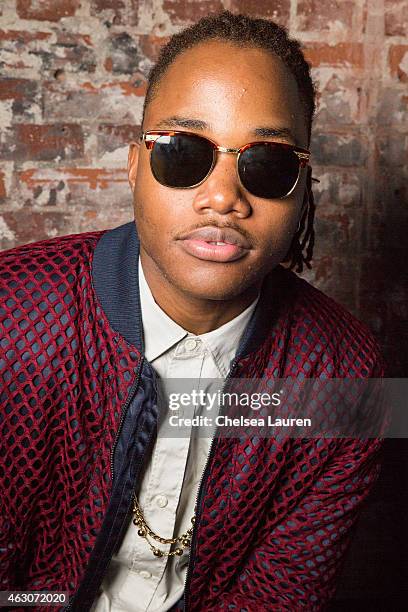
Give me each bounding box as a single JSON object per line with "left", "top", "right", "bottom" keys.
{"left": 0, "top": 230, "right": 142, "bottom": 606}
{"left": 0, "top": 228, "right": 385, "bottom": 612}
{"left": 184, "top": 277, "right": 385, "bottom": 611}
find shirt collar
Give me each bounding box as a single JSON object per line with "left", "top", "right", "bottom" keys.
{"left": 197, "top": 295, "right": 260, "bottom": 376}
{"left": 138, "top": 256, "right": 260, "bottom": 369}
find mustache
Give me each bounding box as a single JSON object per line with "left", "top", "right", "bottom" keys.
{"left": 176, "top": 220, "right": 254, "bottom": 245}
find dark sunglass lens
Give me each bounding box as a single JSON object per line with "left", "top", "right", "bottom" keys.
{"left": 150, "top": 133, "right": 214, "bottom": 188}
{"left": 238, "top": 143, "right": 300, "bottom": 199}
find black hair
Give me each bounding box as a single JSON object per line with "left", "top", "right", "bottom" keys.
{"left": 142, "top": 10, "right": 318, "bottom": 273}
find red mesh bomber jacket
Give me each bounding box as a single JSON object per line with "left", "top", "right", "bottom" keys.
{"left": 0, "top": 221, "right": 385, "bottom": 612}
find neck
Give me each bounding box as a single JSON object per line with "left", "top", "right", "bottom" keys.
{"left": 140, "top": 249, "right": 261, "bottom": 336}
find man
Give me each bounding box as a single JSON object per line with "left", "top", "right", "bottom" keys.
{"left": 0, "top": 10, "right": 385, "bottom": 612}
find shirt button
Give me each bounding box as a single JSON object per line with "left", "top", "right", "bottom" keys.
{"left": 155, "top": 495, "right": 168, "bottom": 508}
{"left": 140, "top": 570, "right": 152, "bottom": 579}
{"left": 184, "top": 338, "right": 198, "bottom": 351}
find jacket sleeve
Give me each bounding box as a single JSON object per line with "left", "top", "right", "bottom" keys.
{"left": 0, "top": 495, "right": 22, "bottom": 591}
{"left": 218, "top": 436, "right": 384, "bottom": 611}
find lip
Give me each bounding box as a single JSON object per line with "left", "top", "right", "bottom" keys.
{"left": 179, "top": 226, "right": 251, "bottom": 248}
{"left": 177, "top": 226, "right": 251, "bottom": 263}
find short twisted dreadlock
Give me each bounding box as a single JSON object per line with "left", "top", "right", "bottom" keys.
{"left": 141, "top": 10, "right": 318, "bottom": 273}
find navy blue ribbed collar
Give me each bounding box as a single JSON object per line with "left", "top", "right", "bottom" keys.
{"left": 92, "top": 220, "right": 292, "bottom": 362}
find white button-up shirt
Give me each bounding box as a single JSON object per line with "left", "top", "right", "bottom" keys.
{"left": 91, "top": 256, "right": 259, "bottom": 612}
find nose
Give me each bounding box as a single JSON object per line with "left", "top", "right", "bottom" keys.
{"left": 192, "top": 151, "right": 252, "bottom": 218}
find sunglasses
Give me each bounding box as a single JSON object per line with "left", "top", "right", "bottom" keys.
{"left": 137, "top": 129, "right": 311, "bottom": 200}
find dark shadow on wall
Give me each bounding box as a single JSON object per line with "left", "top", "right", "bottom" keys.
{"left": 329, "top": 157, "right": 408, "bottom": 609}
{"left": 359, "top": 147, "right": 408, "bottom": 378}
{"left": 328, "top": 440, "right": 408, "bottom": 611}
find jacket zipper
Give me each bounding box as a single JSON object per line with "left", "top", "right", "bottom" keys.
{"left": 65, "top": 356, "right": 146, "bottom": 611}
{"left": 183, "top": 358, "right": 239, "bottom": 612}
{"left": 109, "top": 356, "right": 145, "bottom": 483}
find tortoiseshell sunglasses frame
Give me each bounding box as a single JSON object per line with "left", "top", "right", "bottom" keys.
{"left": 133, "top": 129, "right": 311, "bottom": 199}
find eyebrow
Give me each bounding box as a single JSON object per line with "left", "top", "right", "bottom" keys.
{"left": 153, "top": 116, "right": 299, "bottom": 146}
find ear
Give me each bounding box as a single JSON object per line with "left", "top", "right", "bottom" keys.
{"left": 128, "top": 141, "right": 140, "bottom": 192}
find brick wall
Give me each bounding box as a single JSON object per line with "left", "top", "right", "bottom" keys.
{"left": 0, "top": 0, "right": 407, "bottom": 374}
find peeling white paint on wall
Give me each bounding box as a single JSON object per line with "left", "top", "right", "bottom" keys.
{"left": 0, "top": 100, "right": 13, "bottom": 128}
{"left": 0, "top": 216, "right": 16, "bottom": 241}
{"left": 98, "top": 145, "right": 129, "bottom": 167}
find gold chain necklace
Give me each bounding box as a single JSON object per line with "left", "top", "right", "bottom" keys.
{"left": 132, "top": 494, "right": 196, "bottom": 558}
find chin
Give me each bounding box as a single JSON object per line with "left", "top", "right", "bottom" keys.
{"left": 175, "top": 267, "right": 259, "bottom": 302}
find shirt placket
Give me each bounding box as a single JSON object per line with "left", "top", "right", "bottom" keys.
{"left": 132, "top": 337, "right": 207, "bottom": 611}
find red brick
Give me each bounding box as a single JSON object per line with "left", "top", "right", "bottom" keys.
{"left": 104, "top": 57, "right": 114, "bottom": 71}
{"left": 66, "top": 200, "right": 132, "bottom": 233}
{"left": 43, "top": 80, "right": 146, "bottom": 123}
{"left": 377, "top": 132, "right": 408, "bottom": 167}
{"left": 90, "top": 0, "right": 126, "bottom": 25}
{"left": 46, "top": 32, "right": 97, "bottom": 74}
{"left": 377, "top": 88, "right": 408, "bottom": 125}
{"left": 388, "top": 45, "right": 408, "bottom": 82}
{"left": 128, "top": 0, "right": 141, "bottom": 26}
{"left": 19, "top": 167, "right": 128, "bottom": 191}
{"left": 0, "top": 78, "right": 41, "bottom": 119}
{"left": 1, "top": 32, "right": 63, "bottom": 75}
{"left": 0, "top": 29, "right": 52, "bottom": 43}
{"left": 0, "top": 30, "right": 53, "bottom": 72}
{"left": 16, "top": 168, "right": 131, "bottom": 228}
{"left": 309, "top": 169, "right": 362, "bottom": 211}
{"left": 91, "top": 0, "right": 126, "bottom": 9}
{"left": 297, "top": 0, "right": 355, "bottom": 32}
{"left": 313, "top": 73, "right": 364, "bottom": 125}
{"left": 0, "top": 124, "right": 84, "bottom": 162}
{"left": 16, "top": 168, "right": 73, "bottom": 208}
{"left": 304, "top": 43, "right": 364, "bottom": 68}
{"left": 385, "top": 0, "right": 408, "bottom": 36}
{"left": 55, "top": 31, "right": 94, "bottom": 49}
{"left": 0, "top": 78, "right": 39, "bottom": 102}
{"left": 42, "top": 84, "right": 100, "bottom": 121}
{"left": 105, "top": 32, "right": 142, "bottom": 75}
{"left": 17, "top": 168, "right": 124, "bottom": 209}
{"left": 0, "top": 210, "right": 73, "bottom": 250}
{"left": 310, "top": 132, "right": 367, "bottom": 166}
{"left": 97, "top": 124, "right": 142, "bottom": 155}
{"left": 17, "top": 175, "right": 67, "bottom": 208}
{"left": 16, "top": 0, "right": 80, "bottom": 22}
{"left": 230, "top": 0, "right": 290, "bottom": 24}
{"left": 305, "top": 253, "right": 334, "bottom": 283}
{"left": 314, "top": 211, "right": 356, "bottom": 256}
{"left": 0, "top": 30, "right": 55, "bottom": 73}
{"left": 0, "top": 171, "right": 6, "bottom": 201}
{"left": 162, "top": 0, "right": 224, "bottom": 24}
{"left": 138, "top": 35, "right": 169, "bottom": 63}
{"left": 0, "top": 30, "right": 95, "bottom": 76}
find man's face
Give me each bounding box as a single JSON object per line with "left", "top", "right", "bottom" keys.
{"left": 128, "top": 40, "right": 309, "bottom": 302}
